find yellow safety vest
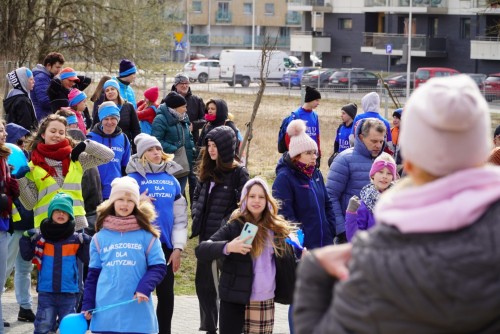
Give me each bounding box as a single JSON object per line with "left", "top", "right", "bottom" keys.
{"left": 26, "top": 160, "right": 85, "bottom": 227}
{"left": 11, "top": 203, "right": 20, "bottom": 222}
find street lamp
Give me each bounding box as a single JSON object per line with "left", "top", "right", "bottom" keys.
{"left": 406, "top": 0, "right": 412, "bottom": 99}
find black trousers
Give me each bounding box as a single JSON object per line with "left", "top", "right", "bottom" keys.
{"left": 156, "top": 245, "right": 175, "bottom": 334}
{"left": 219, "top": 300, "right": 245, "bottom": 334}
{"left": 195, "top": 258, "right": 219, "bottom": 332}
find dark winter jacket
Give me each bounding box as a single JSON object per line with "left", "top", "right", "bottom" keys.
{"left": 272, "top": 153, "right": 335, "bottom": 250}
{"left": 197, "top": 99, "right": 240, "bottom": 153}
{"left": 191, "top": 166, "right": 249, "bottom": 240}
{"left": 31, "top": 64, "right": 53, "bottom": 121}
{"left": 47, "top": 75, "right": 91, "bottom": 113}
{"left": 3, "top": 93, "right": 38, "bottom": 131}
{"left": 195, "top": 218, "right": 297, "bottom": 305}
{"left": 170, "top": 86, "right": 206, "bottom": 144}
{"left": 151, "top": 104, "right": 196, "bottom": 169}
{"left": 326, "top": 118, "right": 385, "bottom": 234}
{"left": 116, "top": 102, "right": 141, "bottom": 153}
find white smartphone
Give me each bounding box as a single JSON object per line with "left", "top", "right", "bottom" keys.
{"left": 240, "top": 222, "right": 258, "bottom": 245}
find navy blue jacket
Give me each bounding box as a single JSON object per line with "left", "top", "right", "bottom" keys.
{"left": 272, "top": 153, "right": 335, "bottom": 249}
{"left": 31, "top": 64, "right": 53, "bottom": 121}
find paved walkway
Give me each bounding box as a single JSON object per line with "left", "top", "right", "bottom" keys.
{"left": 2, "top": 290, "right": 290, "bottom": 333}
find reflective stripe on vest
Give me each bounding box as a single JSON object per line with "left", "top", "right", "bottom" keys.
{"left": 26, "top": 160, "right": 85, "bottom": 227}
{"left": 11, "top": 203, "right": 20, "bottom": 223}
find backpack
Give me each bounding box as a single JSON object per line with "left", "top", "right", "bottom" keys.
{"left": 277, "top": 111, "right": 298, "bottom": 153}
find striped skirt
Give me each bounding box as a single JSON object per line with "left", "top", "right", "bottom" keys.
{"left": 244, "top": 298, "right": 275, "bottom": 334}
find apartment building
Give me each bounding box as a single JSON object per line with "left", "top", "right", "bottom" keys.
{"left": 289, "top": 0, "right": 500, "bottom": 73}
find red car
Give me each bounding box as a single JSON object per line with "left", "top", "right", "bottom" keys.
{"left": 483, "top": 73, "right": 500, "bottom": 102}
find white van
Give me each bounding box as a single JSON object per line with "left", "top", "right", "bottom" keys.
{"left": 219, "top": 49, "right": 289, "bottom": 87}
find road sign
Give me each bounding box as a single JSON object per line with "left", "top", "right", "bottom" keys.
{"left": 175, "top": 42, "right": 183, "bottom": 52}
{"left": 386, "top": 44, "right": 393, "bottom": 54}
{"left": 174, "top": 32, "right": 184, "bottom": 43}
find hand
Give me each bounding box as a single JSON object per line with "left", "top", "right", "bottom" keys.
{"left": 83, "top": 311, "right": 92, "bottom": 320}
{"left": 134, "top": 292, "right": 149, "bottom": 303}
{"left": 15, "top": 166, "right": 31, "bottom": 179}
{"left": 23, "top": 229, "right": 39, "bottom": 242}
{"left": 71, "top": 141, "right": 87, "bottom": 162}
{"left": 347, "top": 195, "right": 360, "bottom": 213}
{"left": 168, "top": 249, "right": 182, "bottom": 273}
{"left": 227, "top": 236, "right": 252, "bottom": 255}
{"left": 140, "top": 189, "right": 155, "bottom": 204}
{"left": 313, "top": 243, "right": 352, "bottom": 281}
{"left": 189, "top": 123, "right": 193, "bottom": 132}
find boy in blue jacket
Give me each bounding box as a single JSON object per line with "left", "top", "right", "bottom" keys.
{"left": 20, "top": 193, "right": 90, "bottom": 334}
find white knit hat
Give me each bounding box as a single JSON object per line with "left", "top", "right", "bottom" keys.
{"left": 400, "top": 74, "right": 491, "bottom": 176}
{"left": 134, "top": 133, "right": 162, "bottom": 159}
{"left": 287, "top": 119, "right": 318, "bottom": 158}
{"left": 108, "top": 176, "right": 140, "bottom": 207}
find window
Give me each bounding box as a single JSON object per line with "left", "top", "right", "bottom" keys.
{"left": 192, "top": 1, "right": 202, "bottom": 13}
{"left": 265, "top": 3, "right": 275, "bottom": 15}
{"left": 429, "top": 17, "right": 439, "bottom": 37}
{"left": 460, "top": 18, "right": 471, "bottom": 39}
{"left": 243, "top": 3, "right": 252, "bottom": 15}
{"left": 339, "top": 18, "right": 353, "bottom": 30}
{"left": 342, "top": 56, "right": 352, "bottom": 65}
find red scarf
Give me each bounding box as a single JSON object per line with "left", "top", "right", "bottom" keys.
{"left": 31, "top": 139, "right": 72, "bottom": 180}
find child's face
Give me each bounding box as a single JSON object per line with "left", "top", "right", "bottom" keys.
{"left": 52, "top": 210, "right": 70, "bottom": 224}
{"left": 393, "top": 116, "right": 401, "bottom": 128}
{"left": 340, "top": 110, "right": 352, "bottom": 124}
{"left": 246, "top": 184, "right": 267, "bottom": 220}
{"left": 207, "top": 102, "right": 217, "bottom": 116}
{"left": 0, "top": 123, "right": 7, "bottom": 145}
{"left": 113, "top": 193, "right": 135, "bottom": 217}
{"left": 144, "top": 146, "right": 162, "bottom": 164}
{"left": 75, "top": 100, "right": 86, "bottom": 112}
{"left": 42, "top": 121, "right": 66, "bottom": 145}
{"left": 372, "top": 167, "right": 394, "bottom": 192}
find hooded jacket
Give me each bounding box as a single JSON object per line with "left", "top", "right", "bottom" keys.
{"left": 197, "top": 99, "right": 240, "bottom": 153}
{"left": 126, "top": 155, "right": 188, "bottom": 249}
{"left": 31, "top": 64, "right": 53, "bottom": 121}
{"left": 294, "top": 167, "right": 500, "bottom": 334}
{"left": 272, "top": 153, "right": 335, "bottom": 249}
{"left": 3, "top": 68, "right": 38, "bottom": 131}
{"left": 87, "top": 125, "right": 131, "bottom": 199}
{"left": 114, "top": 76, "right": 137, "bottom": 109}
{"left": 151, "top": 104, "right": 195, "bottom": 169}
{"left": 326, "top": 118, "right": 385, "bottom": 234}
{"left": 351, "top": 92, "right": 392, "bottom": 142}
{"left": 170, "top": 85, "right": 206, "bottom": 144}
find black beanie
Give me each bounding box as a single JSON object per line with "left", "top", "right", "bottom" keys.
{"left": 495, "top": 124, "right": 500, "bottom": 138}
{"left": 304, "top": 86, "right": 321, "bottom": 103}
{"left": 205, "top": 126, "right": 236, "bottom": 163}
{"left": 341, "top": 103, "right": 357, "bottom": 120}
{"left": 165, "top": 91, "right": 187, "bottom": 109}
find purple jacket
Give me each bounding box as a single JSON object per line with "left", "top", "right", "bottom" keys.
{"left": 345, "top": 201, "right": 375, "bottom": 242}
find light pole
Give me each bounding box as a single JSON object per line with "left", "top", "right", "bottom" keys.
{"left": 405, "top": 0, "right": 412, "bottom": 100}
{"left": 252, "top": 0, "right": 255, "bottom": 50}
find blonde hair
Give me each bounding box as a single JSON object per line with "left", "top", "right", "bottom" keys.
{"left": 139, "top": 151, "right": 174, "bottom": 165}
{"left": 374, "top": 152, "right": 396, "bottom": 165}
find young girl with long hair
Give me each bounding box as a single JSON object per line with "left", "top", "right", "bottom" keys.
{"left": 196, "top": 177, "right": 297, "bottom": 334}
{"left": 126, "top": 133, "right": 188, "bottom": 334}
{"left": 17, "top": 114, "right": 113, "bottom": 232}
{"left": 82, "top": 176, "right": 167, "bottom": 334}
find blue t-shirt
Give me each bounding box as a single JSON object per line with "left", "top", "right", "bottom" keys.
{"left": 336, "top": 124, "right": 353, "bottom": 153}
{"left": 351, "top": 112, "right": 392, "bottom": 142}
{"left": 293, "top": 107, "right": 320, "bottom": 148}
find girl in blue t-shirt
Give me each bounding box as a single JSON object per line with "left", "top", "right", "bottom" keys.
{"left": 82, "top": 176, "right": 167, "bottom": 334}
{"left": 126, "top": 133, "right": 188, "bottom": 334}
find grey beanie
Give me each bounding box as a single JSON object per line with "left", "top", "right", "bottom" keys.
{"left": 134, "top": 133, "right": 162, "bottom": 159}
{"left": 174, "top": 73, "right": 190, "bottom": 86}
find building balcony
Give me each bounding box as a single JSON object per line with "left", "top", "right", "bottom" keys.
{"left": 286, "top": 12, "right": 302, "bottom": 25}
{"left": 363, "top": 0, "right": 448, "bottom": 13}
{"left": 471, "top": 37, "right": 500, "bottom": 60}
{"left": 189, "top": 34, "right": 290, "bottom": 48}
{"left": 290, "top": 31, "right": 331, "bottom": 52}
{"left": 471, "top": 0, "right": 500, "bottom": 12}
{"left": 215, "top": 11, "right": 232, "bottom": 24}
{"left": 287, "top": 0, "right": 333, "bottom": 13}
{"left": 361, "top": 33, "right": 447, "bottom": 57}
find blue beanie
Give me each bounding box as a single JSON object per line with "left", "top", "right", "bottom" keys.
{"left": 25, "top": 68, "right": 33, "bottom": 78}
{"left": 103, "top": 79, "right": 120, "bottom": 91}
{"left": 119, "top": 59, "right": 137, "bottom": 78}
{"left": 68, "top": 88, "right": 87, "bottom": 107}
{"left": 98, "top": 101, "right": 121, "bottom": 121}
{"left": 48, "top": 192, "right": 74, "bottom": 221}
{"left": 66, "top": 115, "right": 78, "bottom": 125}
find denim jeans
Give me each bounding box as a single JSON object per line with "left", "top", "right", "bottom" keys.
{"left": 0, "top": 231, "right": 8, "bottom": 334}
{"left": 6, "top": 230, "right": 33, "bottom": 309}
{"left": 34, "top": 292, "right": 77, "bottom": 334}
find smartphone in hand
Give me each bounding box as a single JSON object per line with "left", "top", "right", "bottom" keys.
{"left": 240, "top": 222, "right": 258, "bottom": 245}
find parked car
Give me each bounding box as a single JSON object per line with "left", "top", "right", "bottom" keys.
{"left": 414, "top": 67, "right": 459, "bottom": 88}
{"left": 328, "top": 70, "right": 379, "bottom": 91}
{"left": 483, "top": 73, "right": 500, "bottom": 102}
{"left": 280, "top": 67, "right": 317, "bottom": 88}
{"left": 301, "top": 68, "right": 337, "bottom": 88}
{"left": 310, "top": 55, "right": 322, "bottom": 67}
{"left": 189, "top": 52, "right": 207, "bottom": 60}
{"left": 377, "top": 72, "right": 414, "bottom": 96}
{"left": 465, "top": 73, "right": 487, "bottom": 87}
{"left": 183, "top": 59, "right": 220, "bottom": 83}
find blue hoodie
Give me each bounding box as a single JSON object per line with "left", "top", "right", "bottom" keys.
{"left": 31, "top": 64, "right": 53, "bottom": 121}
{"left": 87, "top": 125, "right": 131, "bottom": 199}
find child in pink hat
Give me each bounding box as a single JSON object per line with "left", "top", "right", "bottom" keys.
{"left": 67, "top": 88, "right": 88, "bottom": 134}
{"left": 137, "top": 86, "right": 159, "bottom": 135}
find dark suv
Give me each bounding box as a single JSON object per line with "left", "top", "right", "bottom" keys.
{"left": 328, "top": 70, "right": 379, "bottom": 91}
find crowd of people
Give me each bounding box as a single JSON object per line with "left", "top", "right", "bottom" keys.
{"left": 0, "top": 51, "right": 499, "bottom": 334}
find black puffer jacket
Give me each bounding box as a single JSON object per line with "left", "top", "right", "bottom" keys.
{"left": 197, "top": 99, "right": 239, "bottom": 153}
{"left": 47, "top": 76, "right": 91, "bottom": 113}
{"left": 191, "top": 165, "right": 249, "bottom": 240}
{"left": 116, "top": 102, "right": 141, "bottom": 153}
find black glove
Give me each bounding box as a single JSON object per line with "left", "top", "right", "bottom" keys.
{"left": 15, "top": 166, "right": 30, "bottom": 179}
{"left": 71, "top": 141, "right": 87, "bottom": 162}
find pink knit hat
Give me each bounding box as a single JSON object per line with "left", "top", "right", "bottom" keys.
{"left": 400, "top": 75, "right": 491, "bottom": 176}
{"left": 144, "top": 86, "right": 159, "bottom": 103}
{"left": 286, "top": 119, "right": 317, "bottom": 158}
{"left": 369, "top": 153, "right": 397, "bottom": 180}
{"left": 68, "top": 88, "right": 87, "bottom": 107}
